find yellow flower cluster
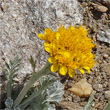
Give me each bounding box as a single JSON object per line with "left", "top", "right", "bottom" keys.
{"left": 38, "top": 25, "right": 96, "bottom": 77}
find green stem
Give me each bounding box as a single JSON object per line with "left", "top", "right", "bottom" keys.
{"left": 14, "top": 62, "right": 51, "bottom": 106}
{"left": 6, "top": 78, "right": 12, "bottom": 97}
{"left": 6, "top": 71, "right": 14, "bottom": 98}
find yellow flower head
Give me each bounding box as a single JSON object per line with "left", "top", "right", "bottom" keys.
{"left": 38, "top": 25, "right": 96, "bottom": 77}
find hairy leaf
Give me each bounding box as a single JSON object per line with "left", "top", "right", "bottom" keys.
{"left": 5, "top": 97, "right": 13, "bottom": 109}
{"left": 14, "top": 61, "right": 51, "bottom": 106}
{"left": 20, "top": 75, "right": 56, "bottom": 108}
{"left": 13, "top": 106, "right": 21, "bottom": 110}
{"left": 28, "top": 80, "right": 64, "bottom": 110}
{"left": 29, "top": 56, "right": 36, "bottom": 73}
{"left": 3, "top": 56, "right": 21, "bottom": 97}
{"left": 32, "top": 92, "right": 48, "bottom": 110}
{"left": 46, "top": 81, "right": 64, "bottom": 103}
{"left": 48, "top": 104, "right": 55, "bottom": 110}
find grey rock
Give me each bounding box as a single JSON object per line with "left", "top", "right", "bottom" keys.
{"left": 26, "top": 0, "right": 83, "bottom": 31}
{"left": 90, "top": 2, "right": 108, "bottom": 13}
{"left": 100, "top": 63, "right": 110, "bottom": 75}
{"left": 104, "top": 91, "right": 110, "bottom": 99}
{"left": 102, "top": 0, "right": 110, "bottom": 8}
{"left": 93, "top": 84, "right": 103, "bottom": 92}
{"left": 97, "top": 29, "right": 110, "bottom": 44}
{"left": 0, "top": 0, "right": 83, "bottom": 79}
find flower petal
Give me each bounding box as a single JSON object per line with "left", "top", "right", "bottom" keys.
{"left": 87, "top": 69, "right": 90, "bottom": 73}
{"left": 59, "top": 65, "right": 67, "bottom": 75}
{"left": 44, "top": 42, "right": 50, "bottom": 47}
{"left": 45, "top": 28, "right": 52, "bottom": 35}
{"left": 83, "top": 66, "right": 90, "bottom": 73}
{"left": 48, "top": 57, "right": 56, "bottom": 63}
{"left": 68, "top": 69, "right": 75, "bottom": 77}
{"left": 45, "top": 46, "right": 51, "bottom": 53}
{"left": 51, "top": 64, "right": 58, "bottom": 72}
{"left": 56, "top": 32, "right": 60, "bottom": 40}
{"left": 83, "top": 66, "right": 90, "bottom": 70}
{"left": 38, "top": 33, "right": 45, "bottom": 40}
{"left": 79, "top": 68, "right": 85, "bottom": 74}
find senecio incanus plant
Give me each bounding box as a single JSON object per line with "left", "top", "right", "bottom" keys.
{"left": 3, "top": 25, "right": 96, "bottom": 110}
{"left": 38, "top": 25, "right": 96, "bottom": 77}
{"left": 4, "top": 56, "right": 64, "bottom": 110}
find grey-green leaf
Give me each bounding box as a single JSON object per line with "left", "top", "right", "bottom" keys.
{"left": 13, "top": 106, "right": 21, "bottom": 110}
{"left": 5, "top": 97, "right": 13, "bottom": 108}
{"left": 33, "top": 95, "right": 48, "bottom": 110}
{"left": 48, "top": 104, "right": 55, "bottom": 110}
{"left": 46, "top": 81, "right": 64, "bottom": 103}
{"left": 19, "top": 75, "right": 55, "bottom": 109}
{"left": 5, "top": 108, "right": 11, "bottom": 110}
{"left": 4, "top": 56, "right": 21, "bottom": 97}
{"left": 29, "top": 56, "right": 36, "bottom": 72}
{"left": 84, "top": 90, "right": 94, "bottom": 110}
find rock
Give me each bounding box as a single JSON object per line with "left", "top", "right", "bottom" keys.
{"left": 59, "top": 101, "right": 83, "bottom": 110}
{"left": 105, "top": 64, "right": 110, "bottom": 75}
{"left": 82, "top": 2, "right": 88, "bottom": 7}
{"left": 72, "top": 95, "right": 81, "bottom": 103}
{"left": 26, "top": 0, "right": 83, "bottom": 30}
{"left": 80, "top": 102, "right": 86, "bottom": 106}
{"left": 67, "top": 95, "right": 72, "bottom": 101}
{"left": 91, "top": 3, "right": 108, "bottom": 12}
{"left": 97, "top": 29, "right": 110, "bottom": 44}
{"left": 0, "top": 0, "right": 83, "bottom": 79}
{"left": 103, "top": 54, "right": 109, "bottom": 59}
{"left": 93, "top": 84, "right": 103, "bottom": 92}
{"left": 1, "top": 2, "right": 9, "bottom": 11}
{"left": 66, "top": 80, "right": 74, "bottom": 88}
{"left": 68, "top": 79, "right": 92, "bottom": 97}
{"left": 104, "top": 91, "right": 110, "bottom": 99}
{"left": 102, "top": 0, "right": 110, "bottom": 9}
{"left": 95, "top": 102, "right": 104, "bottom": 110}
{"left": 109, "top": 79, "right": 110, "bottom": 89}
{"left": 100, "top": 63, "right": 110, "bottom": 75}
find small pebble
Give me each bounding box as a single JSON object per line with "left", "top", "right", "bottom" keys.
{"left": 93, "top": 84, "right": 103, "bottom": 92}
{"left": 95, "top": 103, "right": 103, "bottom": 109}
{"left": 68, "top": 79, "right": 92, "bottom": 97}
{"left": 103, "top": 54, "right": 109, "bottom": 59}
{"left": 104, "top": 91, "right": 110, "bottom": 99}
{"left": 91, "top": 3, "right": 108, "bottom": 12}
{"left": 66, "top": 80, "right": 74, "bottom": 88}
